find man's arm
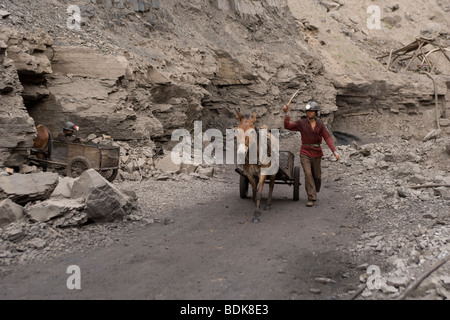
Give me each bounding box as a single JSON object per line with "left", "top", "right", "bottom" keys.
{"left": 283, "top": 105, "right": 299, "bottom": 131}
{"left": 322, "top": 125, "right": 340, "bottom": 160}
{"left": 284, "top": 116, "right": 300, "bottom": 131}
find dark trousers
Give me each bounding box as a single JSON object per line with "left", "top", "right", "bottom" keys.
{"left": 300, "top": 154, "right": 322, "bottom": 201}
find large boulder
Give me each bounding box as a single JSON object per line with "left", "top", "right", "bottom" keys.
{"left": 25, "top": 198, "right": 87, "bottom": 227}
{"left": 0, "top": 198, "right": 24, "bottom": 227}
{"left": 155, "top": 153, "right": 182, "bottom": 174}
{"left": 50, "top": 176, "right": 76, "bottom": 198}
{"left": 0, "top": 172, "right": 59, "bottom": 205}
{"left": 70, "top": 169, "right": 134, "bottom": 222}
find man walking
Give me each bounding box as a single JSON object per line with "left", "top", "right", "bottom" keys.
{"left": 56, "top": 121, "right": 81, "bottom": 143}
{"left": 283, "top": 101, "right": 339, "bottom": 207}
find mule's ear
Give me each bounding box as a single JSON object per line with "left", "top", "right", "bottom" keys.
{"left": 251, "top": 112, "right": 257, "bottom": 123}
{"left": 235, "top": 109, "right": 244, "bottom": 122}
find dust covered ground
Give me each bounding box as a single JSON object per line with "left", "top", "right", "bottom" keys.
{"left": 1, "top": 128, "right": 449, "bottom": 300}
{"left": 0, "top": 158, "right": 365, "bottom": 300}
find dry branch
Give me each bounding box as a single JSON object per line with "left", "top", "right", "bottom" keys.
{"left": 397, "top": 254, "right": 450, "bottom": 300}
{"left": 408, "top": 184, "right": 450, "bottom": 189}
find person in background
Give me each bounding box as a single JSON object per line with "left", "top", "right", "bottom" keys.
{"left": 283, "top": 101, "right": 340, "bottom": 207}
{"left": 56, "top": 121, "right": 81, "bottom": 143}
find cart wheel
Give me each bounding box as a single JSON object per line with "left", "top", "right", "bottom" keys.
{"left": 240, "top": 175, "right": 249, "bottom": 199}
{"left": 67, "top": 156, "right": 93, "bottom": 178}
{"left": 293, "top": 166, "right": 301, "bottom": 201}
{"left": 100, "top": 169, "right": 119, "bottom": 182}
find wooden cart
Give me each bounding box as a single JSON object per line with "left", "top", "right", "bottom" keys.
{"left": 29, "top": 140, "right": 120, "bottom": 182}
{"left": 235, "top": 151, "right": 301, "bottom": 201}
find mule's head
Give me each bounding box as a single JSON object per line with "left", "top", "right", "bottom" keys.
{"left": 236, "top": 109, "right": 258, "bottom": 158}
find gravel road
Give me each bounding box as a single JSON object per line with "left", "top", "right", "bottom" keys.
{"left": 0, "top": 160, "right": 365, "bottom": 300}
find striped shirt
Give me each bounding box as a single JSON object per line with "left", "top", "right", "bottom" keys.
{"left": 284, "top": 116, "right": 336, "bottom": 158}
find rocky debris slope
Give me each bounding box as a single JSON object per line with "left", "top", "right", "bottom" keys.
{"left": 288, "top": 0, "right": 450, "bottom": 134}
{"left": 0, "top": 168, "right": 139, "bottom": 273}
{"left": 327, "top": 132, "right": 450, "bottom": 300}
{"left": 0, "top": 0, "right": 339, "bottom": 167}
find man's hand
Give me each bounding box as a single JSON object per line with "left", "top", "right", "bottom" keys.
{"left": 283, "top": 105, "right": 289, "bottom": 114}
{"left": 333, "top": 151, "right": 340, "bottom": 161}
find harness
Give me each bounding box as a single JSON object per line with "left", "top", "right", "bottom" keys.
{"left": 242, "top": 127, "right": 273, "bottom": 166}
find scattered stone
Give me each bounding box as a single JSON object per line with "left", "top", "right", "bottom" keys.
{"left": 51, "top": 177, "right": 76, "bottom": 198}
{"left": 397, "top": 189, "right": 407, "bottom": 198}
{"left": 423, "top": 129, "right": 441, "bottom": 142}
{"left": 314, "top": 277, "right": 336, "bottom": 284}
{"left": 357, "top": 263, "right": 369, "bottom": 270}
{"left": 0, "top": 9, "right": 11, "bottom": 19}
{"left": 358, "top": 145, "right": 372, "bottom": 157}
{"left": 155, "top": 153, "right": 181, "bottom": 174}
{"left": 26, "top": 198, "right": 86, "bottom": 224}
{"left": 361, "top": 290, "right": 372, "bottom": 298}
{"left": 180, "top": 163, "right": 198, "bottom": 175}
{"left": 0, "top": 198, "right": 24, "bottom": 226}
{"left": 27, "top": 238, "right": 47, "bottom": 250}
{"left": 386, "top": 276, "right": 409, "bottom": 288}
{"left": 156, "top": 173, "right": 171, "bottom": 181}
{"left": 4, "top": 225, "right": 26, "bottom": 242}
{"left": 195, "top": 166, "right": 214, "bottom": 178}
{"left": 329, "top": 11, "right": 341, "bottom": 22}
{"left": 0, "top": 172, "right": 59, "bottom": 205}
{"left": 380, "top": 282, "right": 398, "bottom": 294}
{"left": 70, "top": 169, "right": 133, "bottom": 223}
{"left": 441, "top": 276, "right": 450, "bottom": 289}
{"left": 423, "top": 212, "right": 437, "bottom": 219}
{"left": 190, "top": 172, "right": 210, "bottom": 180}
{"left": 19, "top": 165, "right": 38, "bottom": 174}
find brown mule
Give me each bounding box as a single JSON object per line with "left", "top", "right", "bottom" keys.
{"left": 236, "top": 110, "right": 277, "bottom": 222}
{"left": 31, "top": 125, "right": 53, "bottom": 165}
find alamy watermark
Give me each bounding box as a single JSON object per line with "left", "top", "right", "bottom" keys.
{"left": 366, "top": 265, "right": 382, "bottom": 290}
{"left": 66, "top": 265, "right": 81, "bottom": 290}
{"left": 366, "top": 5, "right": 381, "bottom": 30}
{"left": 66, "top": 0, "right": 160, "bottom": 30}
{"left": 67, "top": 5, "right": 82, "bottom": 31}
{"left": 171, "top": 121, "right": 280, "bottom": 175}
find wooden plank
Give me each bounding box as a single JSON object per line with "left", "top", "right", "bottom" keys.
{"left": 403, "top": 42, "right": 424, "bottom": 71}
{"left": 438, "top": 46, "right": 450, "bottom": 62}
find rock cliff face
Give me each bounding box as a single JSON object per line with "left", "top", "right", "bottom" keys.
{"left": 0, "top": 0, "right": 338, "bottom": 166}
{"left": 0, "top": 0, "right": 449, "bottom": 166}
{"left": 0, "top": 28, "right": 37, "bottom": 167}
{"left": 287, "top": 0, "right": 450, "bottom": 138}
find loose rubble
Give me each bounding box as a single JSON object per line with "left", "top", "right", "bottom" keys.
{"left": 328, "top": 133, "right": 450, "bottom": 300}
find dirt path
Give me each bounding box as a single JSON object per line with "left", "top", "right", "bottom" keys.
{"left": 0, "top": 164, "right": 364, "bottom": 300}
